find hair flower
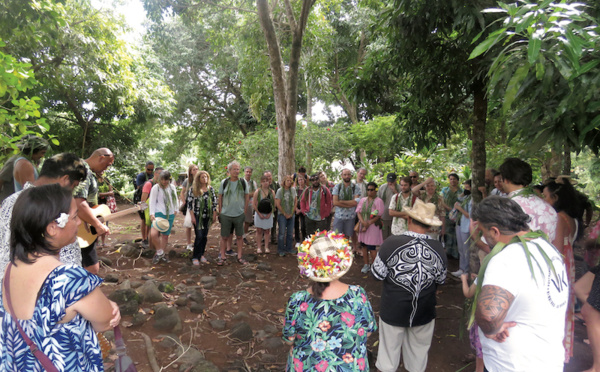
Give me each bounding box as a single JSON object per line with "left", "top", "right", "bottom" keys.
{"left": 55, "top": 213, "right": 69, "bottom": 228}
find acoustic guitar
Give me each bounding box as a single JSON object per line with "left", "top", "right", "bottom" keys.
{"left": 77, "top": 202, "right": 147, "bottom": 248}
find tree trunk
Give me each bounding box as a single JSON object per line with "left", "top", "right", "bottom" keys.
{"left": 471, "top": 78, "right": 487, "bottom": 203}
{"left": 257, "top": 0, "right": 315, "bottom": 182}
{"left": 563, "top": 142, "right": 571, "bottom": 175}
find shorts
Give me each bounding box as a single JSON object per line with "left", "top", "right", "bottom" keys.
{"left": 220, "top": 213, "right": 245, "bottom": 237}
{"left": 81, "top": 241, "right": 99, "bottom": 267}
{"left": 138, "top": 210, "right": 145, "bottom": 220}
{"left": 332, "top": 217, "right": 355, "bottom": 239}
{"left": 155, "top": 212, "right": 175, "bottom": 236}
{"left": 361, "top": 243, "right": 377, "bottom": 251}
{"left": 588, "top": 265, "right": 600, "bottom": 311}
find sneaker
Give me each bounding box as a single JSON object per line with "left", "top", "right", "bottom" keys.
{"left": 186, "top": 244, "right": 194, "bottom": 251}
{"left": 152, "top": 253, "right": 164, "bottom": 264}
{"left": 361, "top": 264, "right": 370, "bottom": 274}
{"left": 279, "top": 252, "right": 286, "bottom": 257}
{"left": 226, "top": 249, "right": 236, "bottom": 256}
{"left": 160, "top": 255, "right": 170, "bottom": 263}
{"left": 451, "top": 269, "right": 464, "bottom": 277}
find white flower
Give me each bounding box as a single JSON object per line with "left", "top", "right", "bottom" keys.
{"left": 55, "top": 213, "right": 69, "bottom": 228}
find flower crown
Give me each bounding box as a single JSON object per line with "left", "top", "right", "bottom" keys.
{"left": 297, "top": 230, "right": 353, "bottom": 282}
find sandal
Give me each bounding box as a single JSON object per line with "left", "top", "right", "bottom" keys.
{"left": 192, "top": 258, "right": 200, "bottom": 266}
{"left": 265, "top": 248, "right": 271, "bottom": 254}
{"left": 237, "top": 257, "right": 248, "bottom": 265}
{"left": 257, "top": 248, "right": 263, "bottom": 254}
{"left": 217, "top": 257, "right": 226, "bottom": 266}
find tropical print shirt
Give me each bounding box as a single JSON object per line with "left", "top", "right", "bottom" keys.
{"left": 509, "top": 189, "right": 558, "bottom": 242}
{"left": 0, "top": 265, "right": 104, "bottom": 371}
{"left": 283, "top": 285, "right": 376, "bottom": 371}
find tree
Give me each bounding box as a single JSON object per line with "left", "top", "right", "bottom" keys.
{"left": 470, "top": 0, "right": 600, "bottom": 171}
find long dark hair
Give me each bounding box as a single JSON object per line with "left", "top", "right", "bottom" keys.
{"left": 10, "top": 184, "right": 73, "bottom": 264}
{"left": 311, "top": 282, "right": 330, "bottom": 299}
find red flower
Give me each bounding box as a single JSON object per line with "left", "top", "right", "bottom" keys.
{"left": 300, "top": 302, "right": 309, "bottom": 312}
{"left": 326, "top": 128, "right": 331, "bottom": 131}
{"left": 358, "top": 327, "right": 365, "bottom": 336}
{"left": 293, "top": 358, "right": 303, "bottom": 372}
{"left": 358, "top": 358, "right": 366, "bottom": 370}
{"left": 315, "top": 360, "right": 329, "bottom": 372}
{"left": 342, "top": 353, "right": 354, "bottom": 363}
{"left": 341, "top": 312, "right": 355, "bottom": 328}
{"left": 238, "top": 141, "right": 242, "bottom": 144}
{"left": 318, "top": 321, "right": 331, "bottom": 332}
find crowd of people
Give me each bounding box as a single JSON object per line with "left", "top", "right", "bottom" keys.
{"left": 0, "top": 135, "right": 599, "bottom": 371}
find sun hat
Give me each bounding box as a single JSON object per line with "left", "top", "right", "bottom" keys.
{"left": 297, "top": 231, "right": 353, "bottom": 282}
{"left": 152, "top": 217, "right": 170, "bottom": 233}
{"left": 404, "top": 199, "right": 443, "bottom": 227}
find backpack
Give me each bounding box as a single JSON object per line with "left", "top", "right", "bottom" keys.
{"left": 133, "top": 173, "right": 149, "bottom": 204}
{"left": 223, "top": 177, "right": 247, "bottom": 193}
{"left": 336, "top": 182, "right": 356, "bottom": 200}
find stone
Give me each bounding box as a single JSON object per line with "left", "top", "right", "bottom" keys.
{"left": 141, "top": 274, "right": 154, "bottom": 281}
{"left": 229, "top": 322, "right": 253, "bottom": 342}
{"left": 176, "top": 348, "right": 219, "bottom": 372}
{"left": 119, "top": 280, "right": 131, "bottom": 289}
{"left": 131, "top": 313, "right": 147, "bottom": 327}
{"left": 203, "top": 281, "right": 216, "bottom": 290}
{"left": 175, "top": 283, "right": 187, "bottom": 293}
{"left": 168, "top": 249, "right": 178, "bottom": 259}
{"left": 264, "top": 324, "right": 278, "bottom": 335}
{"left": 119, "top": 300, "right": 139, "bottom": 316}
{"left": 104, "top": 273, "right": 119, "bottom": 283}
{"left": 108, "top": 289, "right": 140, "bottom": 305}
{"left": 239, "top": 281, "right": 256, "bottom": 288}
{"left": 158, "top": 334, "right": 180, "bottom": 349}
{"left": 255, "top": 273, "right": 266, "bottom": 280}
{"left": 232, "top": 311, "right": 249, "bottom": 321}
{"left": 121, "top": 243, "right": 140, "bottom": 258}
{"left": 255, "top": 329, "right": 268, "bottom": 341}
{"left": 251, "top": 304, "right": 263, "bottom": 313}
{"left": 141, "top": 249, "right": 155, "bottom": 259}
{"left": 130, "top": 281, "right": 143, "bottom": 289}
{"left": 137, "top": 281, "right": 164, "bottom": 304}
{"left": 245, "top": 254, "right": 258, "bottom": 263}
{"left": 174, "top": 297, "right": 188, "bottom": 307}
{"left": 209, "top": 319, "right": 226, "bottom": 331}
{"left": 261, "top": 354, "right": 278, "bottom": 363}
{"left": 186, "top": 288, "right": 204, "bottom": 304}
{"left": 178, "top": 266, "right": 195, "bottom": 275}
{"left": 189, "top": 302, "right": 205, "bottom": 314}
{"left": 263, "top": 337, "right": 285, "bottom": 351}
{"left": 153, "top": 305, "right": 182, "bottom": 333}
{"left": 98, "top": 256, "right": 113, "bottom": 266}
{"left": 158, "top": 281, "right": 175, "bottom": 293}
{"left": 240, "top": 270, "right": 256, "bottom": 280}
{"left": 256, "top": 262, "right": 272, "bottom": 271}
{"left": 200, "top": 276, "right": 217, "bottom": 285}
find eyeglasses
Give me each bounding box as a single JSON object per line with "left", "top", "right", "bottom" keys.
{"left": 147, "top": 168, "right": 154, "bottom": 172}
{"left": 410, "top": 176, "right": 417, "bottom": 178}
{"left": 367, "top": 188, "right": 376, "bottom": 191}
{"left": 310, "top": 177, "right": 318, "bottom": 181}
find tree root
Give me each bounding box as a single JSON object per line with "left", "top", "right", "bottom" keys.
{"left": 136, "top": 331, "right": 161, "bottom": 372}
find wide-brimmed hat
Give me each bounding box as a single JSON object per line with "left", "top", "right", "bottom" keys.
{"left": 404, "top": 199, "right": 442, "bottom": 227}
{"left": 152, "top": 217, "right": 170, "bottom": 233}
{"left": 297, "top": 231, "right": 353, "bottom": 282}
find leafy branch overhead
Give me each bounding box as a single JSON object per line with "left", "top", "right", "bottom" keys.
{"left": 470, "top": 0, "right": 600, "bottom": 153}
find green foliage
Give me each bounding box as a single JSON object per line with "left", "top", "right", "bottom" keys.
{"left": 470, "top": 0, "right": 600, "bottom": 153}
{"left": 0, "top": 39, "right": 52, "bottom": 162}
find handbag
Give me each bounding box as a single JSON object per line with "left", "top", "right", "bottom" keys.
{"left": 183, "top": 210, "right": 193, "bottom": 228}
{"left": 114, "top": 325, "right": 138, "bottom": 372}
{"left": 3, "top": 263, "right": 60, "bottom": 372}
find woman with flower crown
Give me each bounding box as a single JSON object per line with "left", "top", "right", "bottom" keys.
{"left": 282, "top": 231, "right": 376, "bottom": 371}
{"left": 356, "top": 181, "right": 384, "bottom": 274}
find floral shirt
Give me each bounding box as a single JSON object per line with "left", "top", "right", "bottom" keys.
{"left": 283, "top": 285, "right": 376, "bottom": 371}
{"left": 389, "top": 193, "right": 413, "bottom": 236}
{"left": 332, "top": 183, "right": 361, "bottom": 220}
{"left": 509, "top": 189, "right": 557, "bottom": 242}
{"left": 0, "top": 183, "right": 81, "bottom": 281}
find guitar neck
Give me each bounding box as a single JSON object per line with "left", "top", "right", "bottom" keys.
{"left": 101, "top": 206, "right": 141, "bottom": 222}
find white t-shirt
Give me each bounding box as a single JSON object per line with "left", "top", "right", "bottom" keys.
{"left": 479, "top": 237, "right": 568, "bottom": 372}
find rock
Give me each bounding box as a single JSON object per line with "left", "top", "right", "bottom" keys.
{"left": 119, "top": 280, "right": 131, "bottom": 289}
{"left": 189, "top": 302, "right": 205, "bottom": 314}
{"left": 174, "top": 297, "right": 188, "bottom": 307}
{"left": 255, "top": 273, "right": 266, "bottom": 280}
{"left": 141, "top": 249, "right": 155, "bottom": 259}
{"left": 240, "top": 270, "right": 256, "bottom": 280}
{"left": 203, "top": 281, "right": 216, "bottom": 290}
{"left": 119, "top": 300, "right": 140, "bottom": 316}
{"left": 158, "top": 281, "right": 175, "bottom": 293}
{"left": 98, "top": 256, "right": 113, "bottom": 266}
{"left": 232, "top": 311, "right": 249, "bottom": 321}
{"left": 239, "top": 281, "right": 257, "bottom": 288}
{"left": 141, "top": 274, "right": 154, "bottom": 281}
{"left": 251, "top": 304, "right": 263, "bottom": 312}
{"left": 176, "top": 348, "right": 219, "bottom": 372}
{"left": 130, "top": 281, "right": 143, "bottom": 289}
{"left": 104, "top": 273, "right": 119, "bottom": 283}
{"left": 137, "top": 281, "right": 164, "bottom": 304}
{"left": 131, "top": 313, "right": 147, "bottom": 327}
{"left": 263, "top": 337, "right": 285, "bottom": 351}
{"left": 200, "top": 276, "right": 217, "bottom": 285}
{"left": 256, "top": 262, "right": 272, "bottom": 271}
{"left": 209, "top": 319, "right": 226, "bottom": 331}
{"left": 264, "top": 324, "right": 278, "bottom": 335}
{"left": 108, "top": 289, "right": 140, "bottom": 305}
{"left": 120, "top": 243, "right": 140, "bottom": 258}
{"left": 168, "top": 249, "right": 178, "bottom": 259}
{"left": 178, "top": 266, "right": 195, "bottom": 275}
{"left": 245, "top": 254, "right": 258, "bottom": 263}
{"left": 255, "top": 329, "right": 268, "bottom": 341}
{"left": 158, "top": 334, "right": 180, "bottom": 349}
{"left": 186, "top": 288, "right": 204, "bottom": 304}
{"left": 175, "top": 283, "right": 187, "bottom": 293}
{"left": 153, "top": 305, "right": 182, "bottom": 333}
{"left": 229, "top": 322, "right": 253, "bottom": 342}
{"left": 261, "top": 354, "right": 278, "bottom": 363}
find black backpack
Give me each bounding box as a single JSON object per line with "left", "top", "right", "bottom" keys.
{"left": 133, "top": 177, "right": 151, "bottom": 204}
{"left": 222, "top": 177, "right": 247, "bottom": 193}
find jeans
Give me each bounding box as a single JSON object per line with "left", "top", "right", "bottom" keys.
{"left": 193, "top": 215, "right": 209, "bottom": 260}
{"left": 278, "top": 214, "right": 295, "bottom": 253}
{"left": 294, "top": 213, "right": 306, "bottom": 242}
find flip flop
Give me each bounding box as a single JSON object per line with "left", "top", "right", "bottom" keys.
{"left": 237, "top": 258, "right": 248, "bottom": 265}
{"left": 217, "top": 258, "right": 226, "bottom": 266}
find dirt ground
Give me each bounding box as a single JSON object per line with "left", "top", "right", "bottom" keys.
{"left": 97, "top": 202, "right": 593, "bottom": 372}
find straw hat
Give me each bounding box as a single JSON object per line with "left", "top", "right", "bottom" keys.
{"left": 404, "top": 199, "right": 442, "bottom": 227}
{"left": 152, "top": 217, "right": 170, "bottom": 233}
{"left": 297, "top": 231, "right": 353, "bottom": 282}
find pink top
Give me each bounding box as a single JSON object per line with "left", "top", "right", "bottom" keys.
{"left": 356, "top": 197, "right": 384, "bottom": 246}
{"left": 509, "top": 190, "right": 557, "bottom": 242}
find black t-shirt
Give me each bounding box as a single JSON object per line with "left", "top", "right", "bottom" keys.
{"left": 371, "top": 231, "right": 447, "bottom": 327}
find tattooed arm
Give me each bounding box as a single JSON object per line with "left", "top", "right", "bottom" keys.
{"left": 476, "top": 284, "right": 517, "bottom": 342}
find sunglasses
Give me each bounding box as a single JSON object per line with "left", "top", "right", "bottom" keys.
{"left": 310, "top": 177, "right": 318, "bottom": 181}
{"left": 410, "top": 176, "right": 417, "bottom": 178}
{"left": 367, "top": 188, "right": 376, "bottom": 191}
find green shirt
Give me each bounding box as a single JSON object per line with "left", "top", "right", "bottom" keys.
{"left": 218, "top": 178, "right": 249, "bottom": 217}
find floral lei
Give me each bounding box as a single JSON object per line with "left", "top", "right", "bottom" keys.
{"left": 297, "top": 230, "right": 352, "bottom": 280}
